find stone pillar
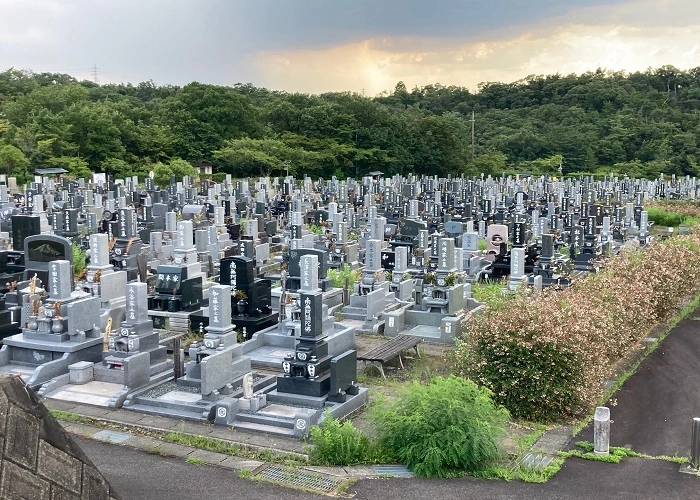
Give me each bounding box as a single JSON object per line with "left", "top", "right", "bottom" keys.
{"left": 594, "top": 406, "right": 610, "bottom": 455}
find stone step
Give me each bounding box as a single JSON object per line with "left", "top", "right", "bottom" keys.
{"left": 131, "top": 395, "right": 207, "bottom": 412}
{"left": 124, "top": 403, "right": 208, "bottom": 422}
{"left": 407, "top": 325, "right": 442, "bottom": 339}
{"left": 232, "top": 420, "right": 295, "bottom": 437}
{"left": 337, "top": 307, "right": 369, "bottom": 321}
{"left": 235, "top": 411, "right": 295, "bottom": 429}
{"left": 0, "top": 363, "right": 37, "bottom": 382}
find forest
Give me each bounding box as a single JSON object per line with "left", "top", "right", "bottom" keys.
{"left": 0, "top": 65, "right": 699, "bottom": 184}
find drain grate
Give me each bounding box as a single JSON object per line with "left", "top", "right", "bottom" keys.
{"left": 373, "top": 465, "right": 414, "bottom": 477}
{"left": 254, "top": 464, "right": 343, "bottom": 494}
{"left": 93, "top": 430, "right": 132, "bottom": 444}
{"left": 521, "top": 453, "right": 553, "bottom": 469}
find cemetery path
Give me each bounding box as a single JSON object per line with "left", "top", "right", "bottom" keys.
{"left": 575, "top": 311, "right": 700, "bottom": 457}
{"left": 65, "top": 309, "right": 700, "bottom": 498}
{"left": 77, "top": 437, "right": 327, "bottom": 500}
{"left": 80, "top": 435, "right": 697, "bottom": 500}
{"left": 348, "top": 457, "right": 697, "bottom": 500}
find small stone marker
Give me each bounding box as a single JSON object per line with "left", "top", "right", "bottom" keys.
{"left": 594, "top": 406, "right": 610, "bottom": 455}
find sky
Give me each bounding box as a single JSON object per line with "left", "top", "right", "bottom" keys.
{"left": 1, "top": 0, "right": 699, "bottom": 95}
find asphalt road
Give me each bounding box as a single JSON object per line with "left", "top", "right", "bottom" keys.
{"left": 77, "top": 438, "right": 326, "bottom": 500}
{"left": 577, "top": 313, "right": 700, "bottom": 456}
{"left": 79, "top": 305, "right": 700, "bottom": 499}
{"left": 80, "top": 437, "right": 698, "bottom": 500}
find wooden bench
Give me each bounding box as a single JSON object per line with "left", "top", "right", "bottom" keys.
{"left": 357, "top": 335, "right": 423, "bottom": 378}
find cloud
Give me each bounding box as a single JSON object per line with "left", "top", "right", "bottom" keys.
{"left": 256, "top": 0, "right": 700, "bottom": 94}
{"left": 0, "top": 0, "right": 697, "bottom": 92}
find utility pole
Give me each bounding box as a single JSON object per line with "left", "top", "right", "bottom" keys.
{"left": 91, "top": 64, "right": 100, "bottom": 84}
{"left": 469, "top": 111, "right": 475, "bottom": 163}
{"left": 354, "top": 133, "right": 359, "bottom": 179}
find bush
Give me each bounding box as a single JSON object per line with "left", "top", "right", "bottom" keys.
{"left": 72, "top": 244, "right": 87, "bottom": 276}
{"left": 457, "top": 234, "right": 700, "bottom": 422}
{"left": 645, "top": 206, "right": 690, "bottom": 227}
{"left": 372, "top": 376, "right": 509, "bottom": 477}
{"left": 327, "top": 264, "right": 360, "bottom": 289}
{"left": 646, "top": 201, "right": 700, "bottom": 227}
{"left": 307, "top": 414, "right": 375, "bottom": 466}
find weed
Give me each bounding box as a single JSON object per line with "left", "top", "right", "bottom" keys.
{"left": 185, "top": 456, "right": 206, "bottom": 466}
{"left": 336, "top": 478, "right": 357, "bottom": 495}
{"left": 162, "top": 431, "right": 306, "bottom": 465}
{"left": 49, "top": 410, "right": 89, "bottom": 423}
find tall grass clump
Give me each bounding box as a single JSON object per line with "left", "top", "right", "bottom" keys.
{"left": 307, "top": 413, "right": 379, "bottom": 466}
{"left": 372, "top": 376, "right": 509, "bottom": 477}
{"left": 456, "top": 234, "right": 700, "bottom": 422}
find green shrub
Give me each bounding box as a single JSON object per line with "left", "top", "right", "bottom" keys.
{"left": 471, "top": 279, "right": 512, "bottom": 308}
{"left": 307, "top": 414, "right": 375, "bottom": 466}
{"left": 72, "top": 244, "right": 87, "bottom": 276}
{"left": 457, "top": 233, "right": 700, "bottom": 422}
{"left": 372, "top": 376, "right": 509, "bottom": 477}
{"left": 307, "top": 223, "right": 324, "bottom": 235}
{"left": 645, "top": 201, "right": 700, "bottom": 228}
{"left": 646, "top": 206, "right": 689, "bottom": 227}
{"left": 327, "top": 264, "right": 360, "bottom": 289}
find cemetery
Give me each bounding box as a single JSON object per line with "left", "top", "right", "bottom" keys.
{"left": 0, "top": 166, "right": 698, "bottom": 478}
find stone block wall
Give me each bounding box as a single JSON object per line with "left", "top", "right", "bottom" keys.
{"left": 0, "top": 374, "right": 120, "bottom": 499}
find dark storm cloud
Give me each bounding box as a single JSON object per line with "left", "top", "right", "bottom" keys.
{"left": 231, "top": 0, "right": 628, "bottom": 50}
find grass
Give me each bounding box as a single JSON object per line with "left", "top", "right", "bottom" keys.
{"left": 559, "top": 441, "right": 688, "bottom": 465}
{"left": 49, "top": 409, "right": 89, "bottom": 423}
{"left": 163, "top": 431, "right": 306, "bottom": 466}
{"left": 514, "top": 423, "right": 548, "bottom": 452}
{"left": 335, "top": 478, "right": 357, "bottom": 495}
{"left": 48, "top": 409, "right": 307, "bottom": 466}
{"left": 471, "top": 278, "right": 521, "bottom": 309}
{"left": 475, "top": 456, "right": 565, "bottom": 483}
{"left": 645, "top": 206, "right": 700, "bottom": 228}
{"left": 185, "top": 456, "right": 206, "bottom": 466}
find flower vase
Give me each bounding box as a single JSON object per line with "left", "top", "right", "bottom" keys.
{"left": 51, "top": 318, "right": 63, "bottom": 334}
{"left": 27, "top": 316, "right": 38, "bottom": 331}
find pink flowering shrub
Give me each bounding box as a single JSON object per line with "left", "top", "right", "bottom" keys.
{"left": 456, "top": 234, "right": 700, "bottom": 422}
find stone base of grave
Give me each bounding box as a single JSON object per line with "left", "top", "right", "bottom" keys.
{"left": 121, "top": 372, "right": 277, "bottom": 422}
{"left": 340, "top": 285, "right": 401, "bottom": 322}
{"left": 239, "top": 322, "right": 355, "bottom": 370}
{"left": 230, "top": 387, "right": 369, "bottom": 438}
{"left": 271, "top": 286, "right": 344, "bottom": 314}
{"left": 573, "top": 252, "right": 602, "bottom": 272}
{"left": 188, "top": 310, "right": 278, "bottom": 340}
{"left": 275, "top": 374, "right": 331, "bottom": 398}
{"left": 381, "top": 306, "right": 469, "bottom": 345}
{"left": 39, "top": 356, "right": 175, "bottom": 408}
{"left": 0, "top": 336, "right": 105, "bottom": 390}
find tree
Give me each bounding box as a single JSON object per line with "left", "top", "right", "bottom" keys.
{"left": 47, "top": 156, "right": 92, "bottom": 180}
{"left": 168, "top": 158, "right": 197, "bottom": 181}
{"left": 152, "top": 162, "right": 174, "bottom": 186}
{"left": 0, "top": 144, "right": 29, "bottom": 178}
